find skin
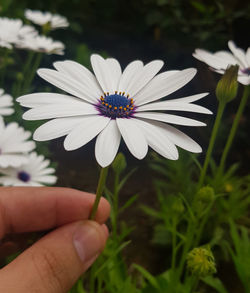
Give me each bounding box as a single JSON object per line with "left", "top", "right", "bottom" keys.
{"left": 0, "top": 187, "right": 110, "bottom": 293}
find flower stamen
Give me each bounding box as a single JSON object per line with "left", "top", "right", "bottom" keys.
{"left": 97, "top": 92, "right": 136, "bottom": 119}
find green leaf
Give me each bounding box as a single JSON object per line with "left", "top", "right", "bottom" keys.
{"left": 202, "top": 276, "right": 229, "bottom": 293}
{"left": 119, "top": 194, "right": 138, "bottom": 214}
{"left": 94, "top": 241, "right": 131, "bottom": 276}
{"left": 118, "top": 168, "right": 136, "bottom": 192}
{"left": 132, "top": 263, "right": 160, "bottom": 290}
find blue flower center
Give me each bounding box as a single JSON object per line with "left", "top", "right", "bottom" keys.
{"left": 18, "top": 171, "right": 31, "bottom": 182}
{"left": 242, "top": 67, "right": 250, "bottom": 75}
{"left": 97, "top": 93, "right": 135, "bottom": 119}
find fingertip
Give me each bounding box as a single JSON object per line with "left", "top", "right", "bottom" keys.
{"left": 94, "top": 197, "right": 111, "bottom": 224}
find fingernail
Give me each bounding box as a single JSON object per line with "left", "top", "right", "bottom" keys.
{"left": 73, "top": 221, "right": 105, "bottom": 263}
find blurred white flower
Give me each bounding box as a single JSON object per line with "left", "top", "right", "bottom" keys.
{"left": 0, "top": 117, "right": 35, "bottom": 168}
{"left": 0, "top": 89, "right": 14, "bottom": 116}
{"left": 193, "top": 41, "right": 250, "bottom": 85}
{"left": 0, "top": 152, "right": 57, "bottom": 186}
{"left": 18, "top": 54, "right": 211, "bottom": 167}
{"left": 0, "top": 17, "right": 37, "bottom": 49}
{"left": 18, "top": 35, "right": 65, "bottom": 55}
{"left": 25, "top": 9, "right": 69, "bottom": 30}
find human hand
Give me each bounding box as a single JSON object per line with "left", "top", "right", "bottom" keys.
{"left": 0, "top": 187, "right": 110, "bottom": 293}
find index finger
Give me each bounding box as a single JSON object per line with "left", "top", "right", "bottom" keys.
{"left": 0, "top": 187, "right": 110, "bottom": 239}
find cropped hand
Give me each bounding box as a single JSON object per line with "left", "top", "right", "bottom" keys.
{"left": 0, "top": 187, "right": 110, "bottom": 293}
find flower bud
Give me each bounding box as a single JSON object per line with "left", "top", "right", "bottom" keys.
{"left": 112, "top": 152, "right": 127, "bottom": 174}
{"left": 224, "top": 182, "right": 233, "bottom": 193}
{"left": 187, "top": 246, "right": 216, "bottom": 277}
{"left": 196, "top": 186, "right": 215, "bottom": 204}
{"left": 172, "top": 198, "right": 185, "bottom": 216}
{"left": 193, "top": 186, "right": 215, "bottom": 214}
{"left": 216, "top": 65, "right": 239, "bottom": 103}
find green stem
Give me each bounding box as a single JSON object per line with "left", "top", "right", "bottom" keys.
{"left": 177, "top": 220, "right": 196, "bottom": 279}
{"left": 218, "top": 85, "right": 250, "bottom": 175}
{"left": 171, "top": 218, "right": 177, "bottom": 270}
{"left": 193, "top": 202, "right": 214, "bottom": 247}
{"left": 90, "top": 166, "right": 109, "bottom": 220}
{"left": 22, "top": 53, "right": 42, "bottom": 94}
{"left": 112, "top": 173, "right": 119, "bottom": 241}
{"left": 23, "top": 51, "right": 35, "bottom": 75}
{"left": 0, "top": 48, "right": 10, "bottom": 87}
{"left": 198, "top": 101, "right": 226, "bottom": 188}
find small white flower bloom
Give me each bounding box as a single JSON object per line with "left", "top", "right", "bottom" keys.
{"left": 193, "top": 41, "right": 250, "bottom": 85}
{"left": 0, "top": 117, "right": 36, "bottom": 168}
{"left": 0, "top": 89, "right": 14, "bottom": 116}
{"left": 0, "top": 152, "right": 57, "bottom": 186}
{"left": 0, "top": 17, "right": 37, "bottom": 49}
{"left": 18, "top": 35, "right": 65, "bottom": 55}
{"left": 25, "top": 9, "right": 69, "bottom": 30}
{"left": 18, "top": 54, "right": 212, "bottom": 167}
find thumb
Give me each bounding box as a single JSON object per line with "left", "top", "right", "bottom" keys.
{"left": 0, "top": 221, "right": 108, "bottom": 293}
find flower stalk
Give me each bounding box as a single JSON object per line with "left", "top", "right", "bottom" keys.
{"left": 218, "top": 85, "right": 250, "bottom": 174}
{"left": 198, "top": 100, "right": 226, "bottom": 187}
{"left": 90, "top": 166, "right": 109, "bottom": 220}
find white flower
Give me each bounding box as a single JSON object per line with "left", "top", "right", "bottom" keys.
{"left": 0, "top": 89, "right": 14, "bottom": 116}
{"left": 0, "top": 17, "right": 37, "bottom": 49}
{"left": 25, "top": 9, "right": 69, "bottom": 30}
{"left": 0, "top": 117, "right": 36, "bottom": 168}
{"left": 18, "top": 35, "right": 65, "bottom": 55}
{"left": 193, "top": 41, "right": 250, "bottom": 85}
{"left": 0, "top": 152, "right": 57, "bottom": 186}
{"left": 17, "top": 54, "right": 212, "bottom": 167}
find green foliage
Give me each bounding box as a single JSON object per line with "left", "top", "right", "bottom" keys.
{"left": 228, "top": 221, "right": 250, "bottom": 292}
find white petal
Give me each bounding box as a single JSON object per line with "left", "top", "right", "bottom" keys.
{"left": 5, "top": 141, "right": 35, "bottom": 153}
{"left": 37, "top": 68, "right": 98, "bottom": 103}
{"left": 170, "top": 93, "right": 209, "bottom": 103}
{"left": 118, "top": 60, "right": 143, "bottom": 94}
{"left": 246, "top": 47, "right": 250, "bottom": 66}
{"left": 64, "top": 115, "right": 110, "bottom": 151}
{"left": 106, "top": 58, "right": 122, "bottom": 90}
{"left": 0, "top": 155, "right": 28, "bottom": 168}
{"left": 126, "top": 60, "right": 164, "bottom": 97}
{"left": 0, "top": 95, "right": 13, "bottom": 106}
{"left": 139, "top": 119, "right": 202, "bottom": 153}
{"left": 33, "top": 175, "right": 57, "bottom": 184}
{"left": 90, "top": 54, "right": 115, "bottom": 94}
{"left": 34, "top": 116, "right": 88, "bottom": 141}
{"left": 193, "top": 49, "right": 235, "bottom": 69}
{"left": 134, "top": 69, "right": 197, "bottom": 106}
{"left": 214, "top": 51, "right": 238, "bottom": 64}
{"left": 228, "top": 41, "right": 248, "bottom": 68}
{"left": 134, "top": 112, "right": 206, "bottom": 127}
{"left": 0, "top": 116, "right": 4, "bottom": 131}
{"left": 237, "top": 75, "right": 250, "bottom": 85}
{"left": 95, "top": 120, "right": 121, "bottom": 167}
{"left": 0, "top": 108, "right": 14, "bottom": 115}
{"left": 53, "top": 60, "right": 103, "bottom": 97}
{"left": 137, "top": 101, "right": 212, "bottom": 114}
{"left": 116, "top": 118, "right": 148, "bottom": 159}
{"left": 23, "top": 103, "right": 98, "bottom": 120}
{"left": 18, "top": 93, "right": 88, "bottom": 108}
{"left": 134, "top": 119, "right": 178, "bottom": 160}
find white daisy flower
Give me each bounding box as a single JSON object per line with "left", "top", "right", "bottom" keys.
{"left": 193, "top": 41, "right": 250, "bottom": 85}
{"left": 17, "top": 54, "right": 212, "bottom": 167}
{"left": 17, "top": 35, "right": 65, "bottom": 55}
{"left": 0, "top": 89, "right": 14, "bottom": 116}
{"left": 0, "top": 117, "right": 36, "bottom": 168}
{"left": 0, "top": 17, "right": 37, "bottom": 49}
{"left": 0, "top": 152, "right": 57, "bottom": 186}
{"left": 25, "top": 9, "right": 69, "bottom": 30}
